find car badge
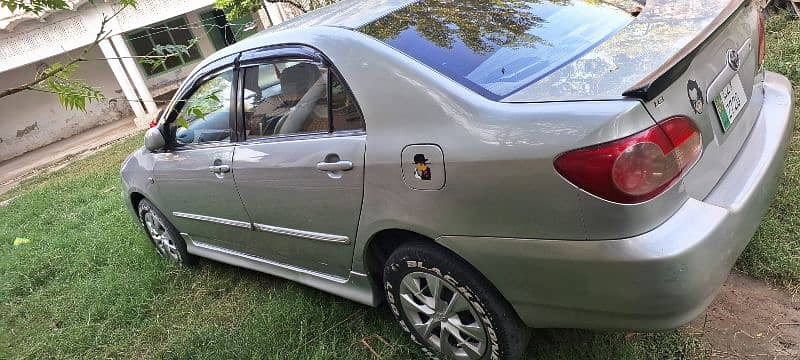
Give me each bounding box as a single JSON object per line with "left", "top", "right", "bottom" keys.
{"left": 687, "top": 79, "right": 704, "bottom": 115}
{"left": 653, "top": 95, "right": 665, "bottom": 108}
{"left": 726, "top": 48, "right": 741, "bottom": 72}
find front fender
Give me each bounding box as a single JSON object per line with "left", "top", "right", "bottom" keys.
{"left": 120, "top": 146, "right": 158, "bottom": 219}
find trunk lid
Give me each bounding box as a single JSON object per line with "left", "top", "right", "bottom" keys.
{"left": 636, "top": 1, "right": 764, "bottom": 200}
{"left": 503, "top": 0, "right": 757, "bottom": 103}
{"left": 507, "top": 0, "right": 764, "bottom": 200}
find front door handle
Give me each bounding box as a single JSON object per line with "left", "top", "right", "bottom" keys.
{"left": 209, "top": 165, "right": 231, "bottom": 174}
{"left": 316, "top": 160, "right": 353, "bottom": 172}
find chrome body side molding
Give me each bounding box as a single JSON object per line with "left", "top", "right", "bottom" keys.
{"left": 253, "top": 223, "right": 351, "bottom": 244}
{"left": 172, "top": 211, "right": 351, "bottom": 244}
{"left": 172, "top": 212, "right": 252, "bottom": 229}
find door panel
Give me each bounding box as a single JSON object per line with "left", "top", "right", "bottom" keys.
{"left": 232, "top": 135, "right": 366, "bottom": 277}
{"left": 153, "top": 146, "right": 253, "bottom": 249}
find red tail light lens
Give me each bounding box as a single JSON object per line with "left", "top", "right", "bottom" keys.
{"left": 554, "top": 116, "right": 702, "bottom": 204}
{"left": 757, "top": 11, "right": 766, "bottom": 67}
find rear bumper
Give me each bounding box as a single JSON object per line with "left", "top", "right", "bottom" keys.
{"left": 437, "top": 72, "right": 795, "bottom": 329}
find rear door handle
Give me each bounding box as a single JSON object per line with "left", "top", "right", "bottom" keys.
{"left": 209, "top": 165, "right": 231, "bottom": 174}
{"left": 316, "top": 160, "right": 353, "bottom": 172}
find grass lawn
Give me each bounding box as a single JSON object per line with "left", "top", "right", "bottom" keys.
{"left": 1, "top": 14, "right": 798, "bottom": 360}
{"left": 737, "top": 13, "right": 800, "bottom": 291}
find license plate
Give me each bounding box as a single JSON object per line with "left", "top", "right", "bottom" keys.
{"left": 713, "top": 74, "right": 748, "bottom": 133}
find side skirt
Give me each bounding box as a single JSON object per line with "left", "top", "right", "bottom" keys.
{"left": 183, "top": 234, "right": 379, "bottom": 307}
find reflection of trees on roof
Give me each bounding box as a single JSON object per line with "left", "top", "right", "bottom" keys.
{"left": 360, "top": 0, "right": 578, "bottom": 54}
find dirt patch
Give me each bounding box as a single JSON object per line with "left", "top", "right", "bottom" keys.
{"left": 687, "top": 271, "right": 800, "bottom": 358}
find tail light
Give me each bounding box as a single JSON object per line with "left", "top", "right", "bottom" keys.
{"left": 554, "top": 116, "right": 702, "bottom": 204}
{"left": 757, "top": 10, "right": 766, "bottom": 67}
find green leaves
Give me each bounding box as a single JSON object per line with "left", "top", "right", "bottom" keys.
{"left": 0, "top": 0, "right": 137, "bottom": 13}
{"left": 213, "top": 0, "right": 339, "bottom": 20}
{"left": 214, "top": 0, "right": 261, "bottom": 20}
{"left": 33, "top": 63, "right": 105, "bottom": 112}
{"left": 0, "top": 0, "right": 69, "bottom": 14}
{"left": 139, "top": 39, "right": 198, "bottom": 73}
{"left": 173, "top": 89, "right": 224, "bottom": 129}
{"left": 0, "top": 1, "right": 141, "bottom": 112}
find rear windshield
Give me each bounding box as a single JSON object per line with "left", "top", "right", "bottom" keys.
{"left": 359, "top": 0, "right": 635, "bottom": 100}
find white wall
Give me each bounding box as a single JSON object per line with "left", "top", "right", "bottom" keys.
{"left": 0, "top": 0, "right": 216, "bottom": 73}
{"left": 0, "top": 46, "right": 131, "bottom": 161}
{"left": 0, "top": 1, "right": 296, "bottom": 161}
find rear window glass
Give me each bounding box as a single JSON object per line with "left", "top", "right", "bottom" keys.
{"left": 359, "top": 0, "right": 635, "bottom": 100}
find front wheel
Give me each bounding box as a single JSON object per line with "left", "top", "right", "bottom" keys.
{"left": 137, "top": 198, "right": 196, "bottom": 266}
{"left": 383, "top": 242, "right": 529, "bottom": 360}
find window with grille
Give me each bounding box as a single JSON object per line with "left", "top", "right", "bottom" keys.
{"left": 126, "top": 16, "right": 203, "bottom": 76}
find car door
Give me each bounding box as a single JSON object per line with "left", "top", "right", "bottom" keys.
{"left": 230, "top": 47, "right": 367, "bottom": 278}
{"left": 153, "top": 64, "right": 253, "bottom": 250}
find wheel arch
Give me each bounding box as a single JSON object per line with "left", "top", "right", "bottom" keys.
{"left": 362, "top": 228, "right": 514, "bottom": 309}
{"left": 363, "top": 229, "right": 431, "bottom": 294}
{"left": 130, "top": 192, "right": 145, "bottom": 211}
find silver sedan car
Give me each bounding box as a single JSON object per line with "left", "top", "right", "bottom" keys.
{"left": 121, "top": 0, "right": 794, "bottom": 359}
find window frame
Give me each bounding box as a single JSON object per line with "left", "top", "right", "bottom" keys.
{"left": 238, "top": 59, "right": 330, "bottom": 142}
{"left": 234, "top": 45, "right": 366, "bottom": 146}
{"left": 161, "top": 55, "right": 240, "bottom": 151}
{"left": 125, "top": 15, "right": 204, "bottom": 77}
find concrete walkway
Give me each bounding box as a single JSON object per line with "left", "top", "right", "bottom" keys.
{"left": 0, "top": 119, "right": 140, "bottom": 194}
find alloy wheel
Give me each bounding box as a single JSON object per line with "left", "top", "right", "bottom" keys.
{"left": 142, "top": 211, "right": 181, "bottom": 262}
{"left": 398, "top": 271, "right": 488, "bottom": 360}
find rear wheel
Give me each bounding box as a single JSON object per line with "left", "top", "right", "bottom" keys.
{"left": 137, "top": 199, "right": 195, "bottom": 266}
{"left": 383, "top": 242, "right": 529, "bottom": 360}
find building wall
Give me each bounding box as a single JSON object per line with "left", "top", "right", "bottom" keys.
{"left": 0, "top": 6, "right": 225, "bottom": 162}
{"left": 138, "top": 8, "right": 219, "bottom": 96}
{"left": 0, "top": 46, "right": 130, "bottom": 161}
{"left": 0, "top": 1, "right": 291, "bottom": 162}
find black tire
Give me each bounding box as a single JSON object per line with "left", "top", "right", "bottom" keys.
{"left": 383, "top": 241, "right": 529, "bottom": 360}
{"left": 137, "top": 198, "right": 196, "bottom": 266}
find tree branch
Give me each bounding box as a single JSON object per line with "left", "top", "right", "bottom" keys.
{"left": 266, "top": 0, "right": 308, "bottom": 13}
{"left": 0, "top": 5, "right": 124, "bottom": 99}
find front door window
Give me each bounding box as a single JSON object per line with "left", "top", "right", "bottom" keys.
{"left": 173, "top": 69, "right": 234, "bottom": 145}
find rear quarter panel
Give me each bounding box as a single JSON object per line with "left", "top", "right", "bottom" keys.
{"left": 266, "top": 28, "right": 691, "bottom": 273}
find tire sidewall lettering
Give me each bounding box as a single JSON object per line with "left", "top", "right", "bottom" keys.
{"left": 385, "top": 256, "right": 501, "bottom": 360}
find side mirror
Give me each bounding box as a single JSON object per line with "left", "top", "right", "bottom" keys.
{"left": 144, "top": 125, "right": 166, "bottom": 152}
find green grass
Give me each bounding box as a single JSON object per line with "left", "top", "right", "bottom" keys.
{"left": 0, "top": 135, "right": 701, "bottom": 359}
{"left": 736, "top": 13, "right": 800, "bottom": 290}
{"left": 2, "top": 14, "right": 800, "bottom": 360}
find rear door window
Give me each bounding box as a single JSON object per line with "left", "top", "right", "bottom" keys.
{"left": 241, "top": 61, "right": 330, "bottom": 139}
{"left": 330, "top": 71, "right": 365, "bottom": 132}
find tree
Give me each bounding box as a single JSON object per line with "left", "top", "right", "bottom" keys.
{"left": 361, "top": 0, "right": 557, "bottom": 54}
{"left": 0, "top": 0, "right": 342, "bottom": 112}
{"left": 214, "top": 0, "right": 338, "bottom": 20}
{"left": 0, "top": 0, "right": 199, "bottom": 111}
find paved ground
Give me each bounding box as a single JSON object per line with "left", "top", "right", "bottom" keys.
{"left": 0, "top": 119, "right": 140, "bottom": 195}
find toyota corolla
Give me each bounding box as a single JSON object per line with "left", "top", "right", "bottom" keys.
{"left": 120, "top": 0, "right": 794, "bottom": 359}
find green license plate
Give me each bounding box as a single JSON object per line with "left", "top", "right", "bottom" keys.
{"left": 713, "top": 74, "right": 748, "bottom": 133}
